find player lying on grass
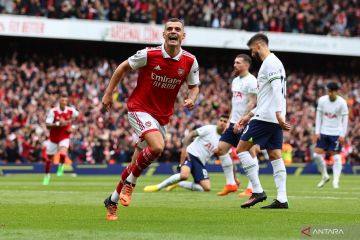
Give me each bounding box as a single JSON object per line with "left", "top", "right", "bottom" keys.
{"left": 144, "top": 115, "right": 229, "bottom": 192}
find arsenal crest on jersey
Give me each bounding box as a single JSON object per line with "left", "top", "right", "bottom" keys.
{"left": 177, "top": 68, "right": 185, "bottom": 76}
{"left": 145, "top": 121, "right": 152, "bottom": 127}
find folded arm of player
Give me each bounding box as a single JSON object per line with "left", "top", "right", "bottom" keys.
{"left": 102, "top": 60, "right": 132, "bottom": 111}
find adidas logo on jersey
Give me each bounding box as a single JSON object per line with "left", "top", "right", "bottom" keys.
{"left": 154, "top": 65, "right": 161, "bottom": 70}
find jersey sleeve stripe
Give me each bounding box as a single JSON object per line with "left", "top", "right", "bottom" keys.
{"left": 269, "top": 76, "right": 281, "bottom": 83}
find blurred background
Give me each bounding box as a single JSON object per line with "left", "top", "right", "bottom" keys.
{"left": 0, "top": 0, "right": 359, "bottom": 168}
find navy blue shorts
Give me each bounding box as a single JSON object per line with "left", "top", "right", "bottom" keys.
{"left": 316, "top": 134, "right": 341, "bottom": 152}
{"left": 240, "top": 119, "right": 283, "bottom": 150}
{"left": 183, "top": 153, "right": 209, "bottom": 183}
{"left": 219, "top": 123, "right": 242, "bottom": 147}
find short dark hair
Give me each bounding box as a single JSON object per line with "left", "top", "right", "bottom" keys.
{"left": 60, "top": 92, "right": 68, "bottom": 98}
{"left": 166, "top": 18, "right": 184, "bottom": 27}
{"left": 247, "top": 33, "right": 269, "bottom": 46}
{"left": 220, "top": 114, "right": 229, "bottom": 119}
{"left": 327, "top": 82, "right": 340, "bottom": 91}
{"left": 236, "top": 54, "right": 252, "bottom": 66}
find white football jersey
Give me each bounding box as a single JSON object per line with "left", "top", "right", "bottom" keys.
{"left": 252, "top": 53, "right": 286, "bottom": 124}
{"left": 230, "top": 73, "right": 257, "bottom": 123}
{"left": 186, "top": 125, "right": 221, "bottom": 166}
{"left": 316, "top": 95, "right": 348, "bottom": 136}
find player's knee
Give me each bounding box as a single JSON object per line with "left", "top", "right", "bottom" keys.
{"left": 180, "top": 172, "right": 189, "bottom": 180}
{"left": 203, "top": 186, "right": 211, "bottom": 192}
{"left": 201, "top": 182, "right": 211, "bottom": 191}
{"left": 268, "top": 150, "right": 281, "bottom": 160}
{"left": 150, "top": 144, "right": 164, "bottom": 156}
{"left": 217, "top": 146, "right": 228, "bottom": 156}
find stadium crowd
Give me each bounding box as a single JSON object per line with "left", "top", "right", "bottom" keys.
{"left": 0, "top": 53, "right": 359, "bottom": 165}
{"left": 0, "top": 0, "right": 359, "bottom": 37}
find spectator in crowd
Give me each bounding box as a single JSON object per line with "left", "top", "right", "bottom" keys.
{"left": 0, "top": 52, "right": 359, "bottom": 165}
{"left": 1, "top": 0, "right": 359, "bottom": 37}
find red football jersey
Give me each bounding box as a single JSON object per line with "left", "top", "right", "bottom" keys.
{"left": 46, "top": 106, "right": 79, "bottom": 143}
{"left": 127, "top": 45, "right": 199, "bottom": 125}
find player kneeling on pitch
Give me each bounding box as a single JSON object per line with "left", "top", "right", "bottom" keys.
{"left": 144, "top": 115, "right": 229, "bottom": 192}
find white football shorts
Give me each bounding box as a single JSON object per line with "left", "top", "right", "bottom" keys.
{"left": 45, "top": 138, "right": 70, "bottom": 155}
{"left": 128, "top": 111, "right": 167, "bottom": 149}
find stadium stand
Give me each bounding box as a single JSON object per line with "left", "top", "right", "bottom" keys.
{"left": 0, "top": 0, "right": 359, "bottom": 36}
{"left": 0, "top": 39, "right": 359, "bottom": 165}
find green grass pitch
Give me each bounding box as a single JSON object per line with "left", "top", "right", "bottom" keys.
{"left": 0, "top": 174, "right": 359, "bottom": 240}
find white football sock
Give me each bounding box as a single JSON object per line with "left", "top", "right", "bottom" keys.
{"left": 219, "top": 154, "right": 236, "bottom": 185}
{"left": 178, "top": 181, "right": 204, "bottom": 191}
{"left": 247, "top": 180, "right": 253, "bottom": 189}
{"left": 333, "top": 154, "right": 342, "bottom": 185}
{"left": 261, "top": 149, "right": 269, "bottom": 161}
{"left": 313, "top": 153, "right": 329, "bottom": 179}
{"left": 126, "top": 173, "right": 138, "bottom": 184}
{"left": 111, "top": 190, "right": 119, "bottom": 202}
{"left": 158, "top": 173, "right": 181, "bottom": 189}
{"left": 271, "top": 159, "right": 288, "bottom": 203}
{"left": 238, "top": 151, "right": 263, "bottom": 193}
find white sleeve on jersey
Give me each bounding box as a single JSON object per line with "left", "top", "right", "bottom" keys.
{"left": 315, "top": 108, "right": 322, "bottom": 135}
{"left": 196, "top": 125, "right": 211, "bottom": 137}
{"left": 71, "top": 107, "right": 79, "bottom": 119}
{"left": 340, "top": 99, "right": 349, "bottom": 137}
{"left": 317, "top": 97, "right": 324, "bottom": 113}
{"left": 341, "top": 114, "right": 348, "bottom": 137}
{"left": 247, "top": 76, "right": 258, "bottom": 95}
{"left": 186, "top": 58, "right": 200, "bottom": 86}
{"left": 128, "top": 48, "right": 147, "bottom": 70}
{"left": 45, "top": 109, "right": 54, "bottom": 124}
{"left": 315, "top": 98, "right": 323, "bottom": 134}
{"left": 271, "top": 79, "right": 283, "bottom": 112}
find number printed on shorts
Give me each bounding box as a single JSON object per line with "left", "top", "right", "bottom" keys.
{"left": 243, "top": 125, "right": 249, "bottom": 134}
{"left": 202, "top": 169, "right": 208, "bottom": 178}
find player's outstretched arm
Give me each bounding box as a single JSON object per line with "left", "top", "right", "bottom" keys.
{"left": 184, "top": 84, "right": 199, "bottom": 111}
{"left": 102, "top": 60, "right": 132, "bottom": 111}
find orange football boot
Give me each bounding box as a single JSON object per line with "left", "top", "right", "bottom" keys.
{"left": 120, "top": 181, "right": 135, "bottom": 206}
{"left": 216, "top": 184, "right": 238, "bottom": 196}
{"left": 238, "top": 188, "right": 253, "bottom": 197}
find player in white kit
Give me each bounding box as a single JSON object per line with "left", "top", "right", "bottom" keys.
{"left": 215, "top": 54, "right": 259, "bottom": 197}
{"left": 143, "top": 115, "right": 229, "bottom": 192}
{"left": 236, "top": 33, "right": 291, "bottom": 209}
{"left": 313, "top": 82, "right": 348, "bottom": 189}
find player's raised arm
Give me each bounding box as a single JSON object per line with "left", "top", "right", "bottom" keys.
{"left": 102, "top": 60, "right": 132, "bottom": 111}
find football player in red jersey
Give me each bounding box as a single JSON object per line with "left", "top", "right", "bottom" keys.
{"left": 43, "top": 93, "right": 79, "bottom": 185}
{"left": 102, "top": 18, "right": 200, "bottom": 221}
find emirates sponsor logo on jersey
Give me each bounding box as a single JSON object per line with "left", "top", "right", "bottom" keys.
{"left": 151, "top": 72, "right": 182, "bottom": 89}
{"left": 177, "top": 68, "right": 185, "bottom": 76}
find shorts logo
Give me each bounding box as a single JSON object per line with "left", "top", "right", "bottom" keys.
{"left": 177, "top": 68, "right": 185, "bottom": 76}
{"left": 145, "top": 121, "right": 152, "bottom": 127}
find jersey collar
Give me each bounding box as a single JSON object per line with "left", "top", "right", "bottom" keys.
{"left": 161, "top": 44, "right": 183, "bottom": 61}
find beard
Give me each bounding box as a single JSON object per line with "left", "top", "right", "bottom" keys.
{"left": 253, "top": 52, "right": 262, "bottom": 62}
